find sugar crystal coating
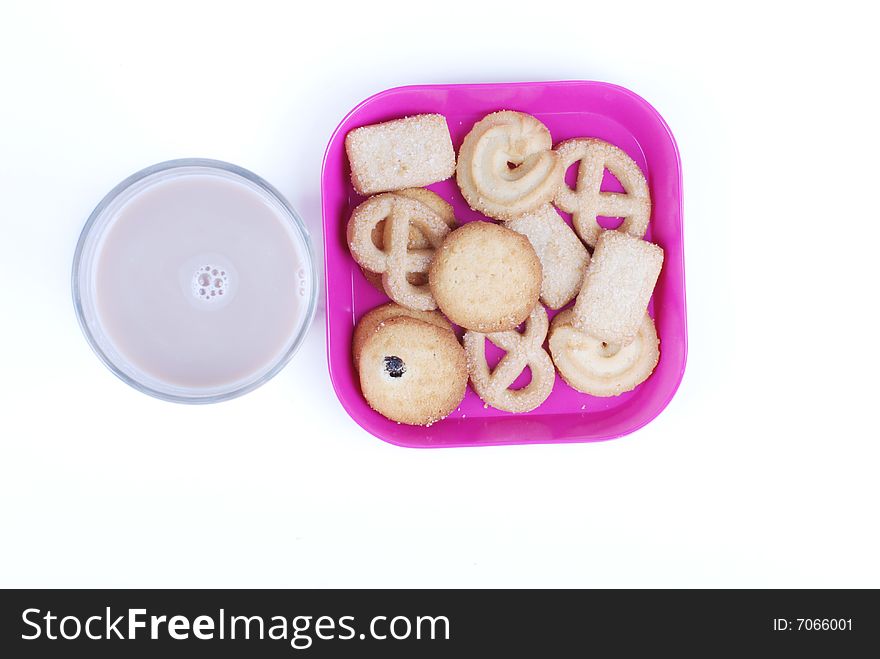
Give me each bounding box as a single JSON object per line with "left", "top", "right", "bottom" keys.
{"left": 573, "top": 230, "right": 663, "bottom": 345}
{"left": 345, "top": 114, "right": 456, "bottom": 195}
{"left": 505, "top": 204, "right": 589, "bottom": 309}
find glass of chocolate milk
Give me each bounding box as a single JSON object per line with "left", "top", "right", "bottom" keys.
{"left": 72, "top": 159, "right": 317, "bottom": 403}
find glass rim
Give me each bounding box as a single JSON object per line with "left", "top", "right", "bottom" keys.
{"left": 71, "top": 158, "right": 319, "bottom": 404}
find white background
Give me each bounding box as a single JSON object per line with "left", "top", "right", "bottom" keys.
{"left": 1, "top": 1, "right": 877, "bottom": 588}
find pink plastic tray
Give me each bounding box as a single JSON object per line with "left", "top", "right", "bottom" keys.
{"left": 322, "top": 81, "right": 686, "bottom": 448}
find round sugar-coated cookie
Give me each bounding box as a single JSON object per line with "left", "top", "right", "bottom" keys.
{"left": 352, "top": 302, "right": 455, "bottom": 370}
{"left": 428, "top": 221, "right": 542, "bottom": 332}
{"left": 358, "top": 316, "right": 468, "bottom": 426}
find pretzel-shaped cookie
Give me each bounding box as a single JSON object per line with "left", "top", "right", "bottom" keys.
{"left": 361, "top": 189, "right": 457, "bottom": 292}
{"left": 348, "top": 193, "right": 452, "bottom": 310}
{"left": 463, "top": 305, "right": 555, "bottom": 413}
{"left": 456, "top": 111, "right": 563, "bottom": 220}
{"left": 554, "top": 138, "right": 651, "bottom": 247}
{"left": 371, "top": 188, "right": 457, "bottom": 251}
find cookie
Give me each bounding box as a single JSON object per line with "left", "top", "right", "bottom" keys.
{"left": 456, "top": 111, "right": 563, "bottom": 220}
{"left": 572, "top": 230, "right": 664, "bottom": 345}
{"left": 392, "top": 188, "right": 457, "bottom": 247}
{"left": 352, "top": 302, "right": 454, "bottom": 370}
{"left": 360, "top": 189, "right": 457, "bottom": 291}
{"left": 345, "top": 114, "right": 456, "bottom": 195}
{"left": 348, "top": 193, "right": 452, "bottom": 310}
{"left": 463, "top": 305, "right": 555, "bottom": 413}
{"left": 368, "top": 188, "right": 457, "bottom": 252}
{"left": 505, "top": 204, "right": 590, "bottom": 309}
{"left": 429, "top": 221, "right": 542, "bottom": 332}
{"left": 358, "top": 316, "right": 468, "bottom": 426}
{"left": 362, "top": 268, "right": 427, "bottom": 291}
{"left": 554, "top": 138, "right": 651, "bottom": 247}
{"left": 549, "top": 309, "right": 659, "bottom": 397}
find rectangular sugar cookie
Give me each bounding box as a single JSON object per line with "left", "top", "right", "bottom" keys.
{"left": 345, "top": 114, "right": 456, "bottom": 195}
{"left": 506, "top": 204, "right": 590, "bottom": 309}
{"left": 573, "top": 230, "right": 663, "bottom": 345}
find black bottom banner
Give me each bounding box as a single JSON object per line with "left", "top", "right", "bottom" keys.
{"left": 1, "top": 589, "right": 876, "bottom": 656}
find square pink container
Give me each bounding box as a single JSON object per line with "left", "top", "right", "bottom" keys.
{"left": 321, "top": 81, "right": 686, "bottom": 448}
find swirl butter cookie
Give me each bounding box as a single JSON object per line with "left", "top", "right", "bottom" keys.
{"left": 358, "top": 316, "right": 467, "bottom": 426}
{"left": 549, "top": 309, "right": 659, "bottom": 397}
{"left": 352, "top": 302, "right": 455, "bottom": 370}
{"left": 456, "top": 111, "right": 563, "bottom": 220}
{"left": 428, "top": 221, "right": 542, "bottom": 332}
{"left": 554, "top": 138, "right": 651, "bottom": 247}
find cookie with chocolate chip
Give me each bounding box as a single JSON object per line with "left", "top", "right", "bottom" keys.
{"left": 357, "top": 316, "right": 467, "bottom": 426}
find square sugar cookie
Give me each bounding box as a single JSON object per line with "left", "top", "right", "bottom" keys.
{"left": 574, "top": 230, "right": 663, "bottom": 345}
{"left": 345, "top": 114, "right": 456, "bottom": 195}
{"left": 506, "top": 204, "right": 589, "bottom": 309}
